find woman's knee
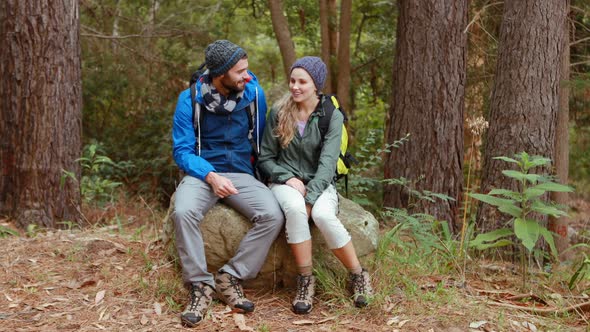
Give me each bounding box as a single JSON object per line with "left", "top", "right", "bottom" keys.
{"left": 310, "top": 207, "right": 335, "bottom": 227}
{"left": 285, "top": 222, "right": 311, "bottom": 244}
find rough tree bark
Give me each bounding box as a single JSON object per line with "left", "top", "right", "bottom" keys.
{"left": 336, "top": 0, "right": 352, "bottom": 114}
{"left": 268, "top": 0, "right": 296, "bottom": 81}
{"left": 549, "top": 3, "right": 571, "bottom": 260}
{"left": 0, "top": 0, "right": 82, "bottom": 228}
{"left": 384, "top": 0, "right": 468, "bottom": 230}
{"left": 476, "top": 0, "right": 569, "bottom": 233}
{"left": 319, "top": 0, "right": 338, "bottom": 94}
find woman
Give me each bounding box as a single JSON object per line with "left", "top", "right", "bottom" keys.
{"left": 258, "top": 56, "right": 372, "bottom": 314}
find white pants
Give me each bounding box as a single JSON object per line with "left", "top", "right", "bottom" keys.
{"left": 270, "top": 184, "right": 351, "bottom": 249}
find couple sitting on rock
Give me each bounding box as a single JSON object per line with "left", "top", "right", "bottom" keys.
{"left": 171, "top": 39, "right": 373, "bottom": 327}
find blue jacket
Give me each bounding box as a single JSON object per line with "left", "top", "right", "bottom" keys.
{"left": 172, "top": 71, "right": 268, "bottom": 180}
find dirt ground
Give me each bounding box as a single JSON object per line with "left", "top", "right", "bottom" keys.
{"left": 1, "top": 198, "right": 589, "bottom": 332}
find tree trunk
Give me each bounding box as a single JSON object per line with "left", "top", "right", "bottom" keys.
{"left": 336, "top": 0, "right": 352, "bottom": 114}
{"left": 319, "top": 0, "right": 338, "bottom": 94}
{"left": 319, "top": 0, "right": 332, "bottom": 93}
{"left": 268, "top": 0, "right": 296, "bottom": 81}
{"left": 383, "top": 0, "right": 468, "bottom": 231}
{"left": 476, "top": 0, "right": 568, "bottom": 233}
{"left": 0, "top": 0, "right": 82, "bottom": 229}
{"left": 549, "top": 3, "right": 571, "bottom": 260}
{"left": 112, "top": 0, "right": 121, "bottom": 52}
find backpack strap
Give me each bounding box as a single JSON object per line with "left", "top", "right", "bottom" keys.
{"left": 247, "top": 87, "right": 259, "bottom": 155}
{"left": 318, "top": 94, "right": 335, "bottom": 141}
{"left": 190, "top": 82, "right": 202, "bottom": 156}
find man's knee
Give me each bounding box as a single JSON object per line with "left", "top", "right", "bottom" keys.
{"left": 173, "top": 204, "right": 204, "bottom": 229}
{"left": 254, "top": 203, "right": 285, "bottom": 228}
{"left": 267, "top": 205, "right": 286, "bottom": 226}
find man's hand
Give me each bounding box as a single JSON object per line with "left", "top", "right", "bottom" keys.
{"left": 205, "top": 172, "right": 239, "bottom": 198}
{"left": 286, "top": 177, "right": 306, "bottom": 197}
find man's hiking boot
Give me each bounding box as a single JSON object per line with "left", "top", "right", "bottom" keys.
{"left": 180, "top": 282, "right": 215, "bottom": 327}
{"left": 292, "top": 274, "right": 315, "bottom": 314}
{"left": 348, "top": 268, "right": 373, "bottom": 307}
{"left": 215, "top": 271, "right": 255, "bottom": 313}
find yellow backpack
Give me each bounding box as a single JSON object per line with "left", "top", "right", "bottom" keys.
{"left": 318, "top": 94, "right": 357, "bottom": 196}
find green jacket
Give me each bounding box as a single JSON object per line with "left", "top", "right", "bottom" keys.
{"left": 258, "top": 101, "right": 343, "bottom": 205}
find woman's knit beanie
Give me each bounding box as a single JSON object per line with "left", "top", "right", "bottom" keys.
{"left": 290, "top": 56, "right": 327, "bottom": 91}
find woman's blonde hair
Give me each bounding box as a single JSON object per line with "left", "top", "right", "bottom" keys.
{"left": 274, "top": 92, "right": 299, "bottom": 148}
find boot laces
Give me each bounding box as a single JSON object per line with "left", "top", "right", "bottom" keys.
{"left": 227, "top": 274, "right": 245, "bottom": 299}
{"left": 351, "top": 272, "right": 367, "bottom": 294}
{"left": 188, "top": 284, "right": 208, "bottom": 311}
{"left": 296, "top": 275, "right": 312, "bottom": 301}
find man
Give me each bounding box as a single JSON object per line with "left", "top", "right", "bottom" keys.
{"left": 172, "top": 40, "right": 284, "bottom": 327}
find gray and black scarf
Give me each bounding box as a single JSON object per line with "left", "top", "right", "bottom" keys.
{"left": 200, "top": 70, "right": 244, "bottom": 114}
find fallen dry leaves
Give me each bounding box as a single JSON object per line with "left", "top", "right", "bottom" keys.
{"left": 0, "top": 212, "right": 589, "bottom": 331}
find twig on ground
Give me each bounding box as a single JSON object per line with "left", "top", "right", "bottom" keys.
{"left": 487, "top": 300, "right": 590, "bottom": 314}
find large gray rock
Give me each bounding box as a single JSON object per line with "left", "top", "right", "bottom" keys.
{"left": 162, "top": 193, "right": 378, "bottom": 289}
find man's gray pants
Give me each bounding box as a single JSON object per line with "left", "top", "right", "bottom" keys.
{"left": 173, "top": 173, "right": 284, "bottom": 289}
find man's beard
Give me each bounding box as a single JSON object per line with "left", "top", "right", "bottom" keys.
{"left": 222, "top": 79, "right": 245, "bottom": 94}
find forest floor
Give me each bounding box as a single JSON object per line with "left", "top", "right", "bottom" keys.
{"left": 1, "top": 197, "right": 590, "bottom": 332}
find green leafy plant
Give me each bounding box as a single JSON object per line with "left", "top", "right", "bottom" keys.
{"left": 469, "top": 152, "right": 573, "bottom": 287}
{"left": 377, "top": 177, "right": 456, "bottom": 269}
{"left": 26, "top": 224, "right": 40, "bottom": 238}
{"left": 57, "top": 220, "right": 79, "bottom": 231}
{"left": 569, "top": 254, "right": 590, "bottom": 291}
{"left": 78, "top": 143, "right": 125, "bottom": 203}
{"left": 565, "top": 243, "right": 590, "bottom": 291}
{"left": 341, "top": 131, "right": 409, "bottom": 213}
{"left": 0, "top": 224, "right": 19, "bottom": 238}
{"left": 257, "top": 324, "right": 271, "bottom": 332}
{"left": 459, "top": 116, "right": 489, "bottom": 258}
{"left": 64, "top": 143, "right": 134, "bottom": 205}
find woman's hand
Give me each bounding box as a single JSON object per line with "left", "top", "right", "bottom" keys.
{"left": 286, "top": 177, "right": 306, "bottom": 197}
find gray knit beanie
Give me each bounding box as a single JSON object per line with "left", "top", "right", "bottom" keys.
{"left": 290, "top": 56, "right": 327, "bottom": 91}
{"left": 205, "top": 40, "right": 247, "bottom": 77}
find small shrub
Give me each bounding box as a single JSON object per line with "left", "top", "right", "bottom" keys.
{"left": 63, "top": 142, "right": 134, "bottom": 205}
{"left": 340, "top": 131, "right": 409, "bottom": 214}
{"left": 469, "top": 152, "right": 573, "bottom": 288}
{"left": 0, "top": 224, "right": 19, "bottom": 238}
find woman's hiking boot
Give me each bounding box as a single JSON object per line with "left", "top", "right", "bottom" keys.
{"left": 215, "top": 271, "right": 255, "bottom": 313}
{"left": 180, "top": 282, "right": 215, "bottom": 327}
{"left": 348, "top": 268, "right": 373, "bottom": 307}
{"left": 292, "top": 274, "right": 315, "bottom": 314}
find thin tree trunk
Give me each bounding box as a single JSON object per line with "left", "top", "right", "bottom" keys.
{"left": 477, "top": 0, "right": 568, "bottom": 233}
{"left": 549, "top": 3, "right": 571, "bottom": 260}
{"left": 319, "top": 0, "right": 338, "bottom": 94}
{"left": 319, "top": 0, "right": 332, "bottom": 93}
{"left": 336, "top": 0, "right": 352, "bottom": 114}
{"left": 384, "top": 0, "right": 468, "bottom": 230}
{"left": 112, "top": 0, "right": 120, "bottom": 52}
{"left": 0, "top": 0, "right": 82, "bottom": 228}
{"left": 268, "top": 0, "right": 296, "bottom": 81}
